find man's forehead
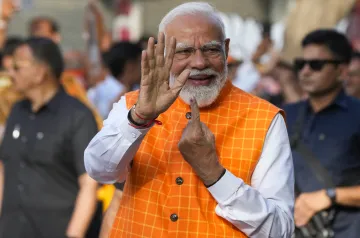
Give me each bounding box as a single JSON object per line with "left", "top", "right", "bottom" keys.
{"left": 165, "top": 15, "right": 223, "bottom": 41}
{"left": 14, "top": 45, "right": 33, "bottom": 58}
{"left": 303, "top": 44, "right": 334, "bottom": 57}
{"left": 350, "top": 58, "right": 360, "bottom": 67}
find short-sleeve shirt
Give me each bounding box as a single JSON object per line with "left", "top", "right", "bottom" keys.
{"left": 283, "top": 90, "right": 360, "bottom": 238}
{"left": 0, "top": 87, "right": 98, "bottom": 238}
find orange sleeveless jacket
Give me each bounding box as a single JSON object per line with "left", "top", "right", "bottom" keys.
{"left": 110, "top": 80, "right": 282, "bottom": 237}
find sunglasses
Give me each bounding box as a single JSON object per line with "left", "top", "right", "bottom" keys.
{"left": 294, "top": 58, "right": 343, "bottom": 71}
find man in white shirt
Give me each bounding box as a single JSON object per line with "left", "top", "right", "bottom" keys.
{"left": 87, "top": 74, "right": 125, "bottom": 119}
{"left": 84, "top": 2, "right": 294, "bottom": 237}
{"left": 87, "top": 42, "right": 142, "bottom": 119}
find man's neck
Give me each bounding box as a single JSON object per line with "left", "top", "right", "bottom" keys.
{"left": 309, "top": 87, "right": 342, "bottom": 113}
{"left": 353, "top": 91, "right": 360, "bottom": 100}
{"left": 117, "top": 76, "right": 133, "bottom": 92}
{"left": 91, "top": 70, "right": 108, "bottom": 88}
{"left": 25, "top": 81, "right": 59, "bottom": 113}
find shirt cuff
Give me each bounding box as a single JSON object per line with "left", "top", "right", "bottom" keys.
{"left": 207, "top": 170, "right": 244, "bottom": 203}
{"left": 118, "top": 115, "right": 153, "bottom": 143}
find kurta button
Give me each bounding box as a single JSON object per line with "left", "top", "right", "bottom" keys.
{"left": 185, "top": 112, "right": 191, "bottom": 120}
{"left": 170, "top": 213, "right": 178, "bottom": 222}
{"left": 131, "top": 133, "right": 136, "bottom": 138}
{"left": 176, "top": 177, "right": 183, "bottom": 185}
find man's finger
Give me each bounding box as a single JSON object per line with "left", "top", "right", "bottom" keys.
{"left": 190, "top": 98, "right": 202, "bottom": 130}
{"left": 164, "top": 36, "right": 176, "bottom": 71}
{"left": 155, "top": 32, "right": 165, "bottom": 67}
{"left": 170, "top": 69, "right": 190, "bottom": 95}
{"left": 147, "top": 37, "right": 156, "bottom": 69}
{"left": 141, "top": 50, "right": 149, "bottom": 78}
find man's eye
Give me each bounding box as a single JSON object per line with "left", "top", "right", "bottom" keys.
{"left": 204, "top": 48, "right": 221, "bottom": 53}
{"left": 176, "top": 49, "right": 192, "bottom": 54}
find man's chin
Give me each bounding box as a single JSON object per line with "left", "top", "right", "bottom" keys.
{"left": 180, "top": 85, "right": 221, "bottom": 108}
{"left": 179, "top": 94, "right": 216, "bottom": 108}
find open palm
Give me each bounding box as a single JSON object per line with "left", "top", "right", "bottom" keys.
{"left": 135, "top": 32, "right": 190, "bottom": 120}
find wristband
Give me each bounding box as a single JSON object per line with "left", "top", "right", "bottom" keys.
{"left": 128, "top": 105, "right": 162, "bottom": 129}
{"left": 326, "top": 188, "right": 337, "bottom": 206}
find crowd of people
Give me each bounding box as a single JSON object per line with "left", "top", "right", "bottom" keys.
{"left": 0, "top": 1, "right": 360, "bottom": 238}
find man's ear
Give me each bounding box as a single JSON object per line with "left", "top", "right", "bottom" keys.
{"left": 53, "top": 33, "right": 61, "bottom": 44}
{"left": 34, "top": 64, "right": 48, "bottom": 84}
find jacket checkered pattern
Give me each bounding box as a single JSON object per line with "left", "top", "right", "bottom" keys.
{"left": 110, "top": 80, "right": 282, "bottom": 237}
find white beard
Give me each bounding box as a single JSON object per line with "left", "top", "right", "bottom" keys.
{"left": 170, "top": 67, "right": 228, "bottom": 108}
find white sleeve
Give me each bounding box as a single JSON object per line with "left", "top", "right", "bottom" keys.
{"left": 207, "top": 113, "right": 295, "bottom": 237}
{"left": 84, "top": 96, "right": 152, "bottom": 184}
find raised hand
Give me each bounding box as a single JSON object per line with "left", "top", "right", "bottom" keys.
{"left": 178, "top": 99, "right": 225, "bottom": 186}
{"left": 133, "top": 32, "right": 190, "bottom": 123}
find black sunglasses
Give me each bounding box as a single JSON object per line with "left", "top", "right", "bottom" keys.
{"left": 294, "top": 58, "right": 343, "bottom": 71}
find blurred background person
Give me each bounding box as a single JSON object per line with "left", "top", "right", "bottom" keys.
{"left": 253, "top": 59, "right": 305, "bottom": 107}
{"left": 63, "top": 49, "right": 87, "bottom": 88}
{"left": 0, "top": 36, "right": 23, "bottom": 139}
{"left": 345, "top": 51, "right": 360, "bottom": 99}
{"left": 0, "top": 0, "right": 20, "bottom": 219}
{"left": 284, "top": 29, "right": 360, "bottom": 238}
{"left": 86, "top": 51, "right": 123, "bottom": 119}
{"left": 105, "top": 41, "right": 142, "bottom": 102}
{"left": 0, "top": 37, "right": 99, "bottom": 238}
{"left": 226, "top": 55, "right": 243, "bottom": 81}
{"left": 0, "top": 0, "right": 20, "bottom": 49}
{"left": 99, "top": 182, "right": 124, "bottom": 238}
{"left": 28, "top": 14, "right": 104, "bottom": 129}
{"left": 28, "top": 16, "right": 61, "bottom": 43}
{"left": 1, "top": 36, "right": 22, "bottom": 71}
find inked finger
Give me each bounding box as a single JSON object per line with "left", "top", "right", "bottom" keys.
{"left": 147, "top": 37, "right": 156, "bottom": 69}
{"left": 190, "top": 98, "right": 202, "bottom": 132}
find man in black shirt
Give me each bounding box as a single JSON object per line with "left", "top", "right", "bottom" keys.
{"left": 0, "top": 37, "right": 99, "bottom": 238}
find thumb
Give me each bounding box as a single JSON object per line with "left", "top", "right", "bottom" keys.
{"left": 170, "top": 69, "right": 190, "bottom": 95}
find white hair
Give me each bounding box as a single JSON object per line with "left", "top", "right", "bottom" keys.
{"left": 158, "top": 2, "right": 225, "bottom": 40}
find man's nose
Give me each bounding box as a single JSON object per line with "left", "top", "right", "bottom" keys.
{"left": 189, "top": 50, "right": 208, "bottom": 70}
{"left": 299, "top": 64, "right": 313, "bottom": 77}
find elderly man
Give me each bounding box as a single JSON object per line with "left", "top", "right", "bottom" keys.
{"left": 84, "top": 2, "right": 294, "bottom": 237}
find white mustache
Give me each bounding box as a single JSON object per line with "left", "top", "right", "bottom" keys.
{"left": 189, "top": 69, "right": 219, "bottom": 77}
